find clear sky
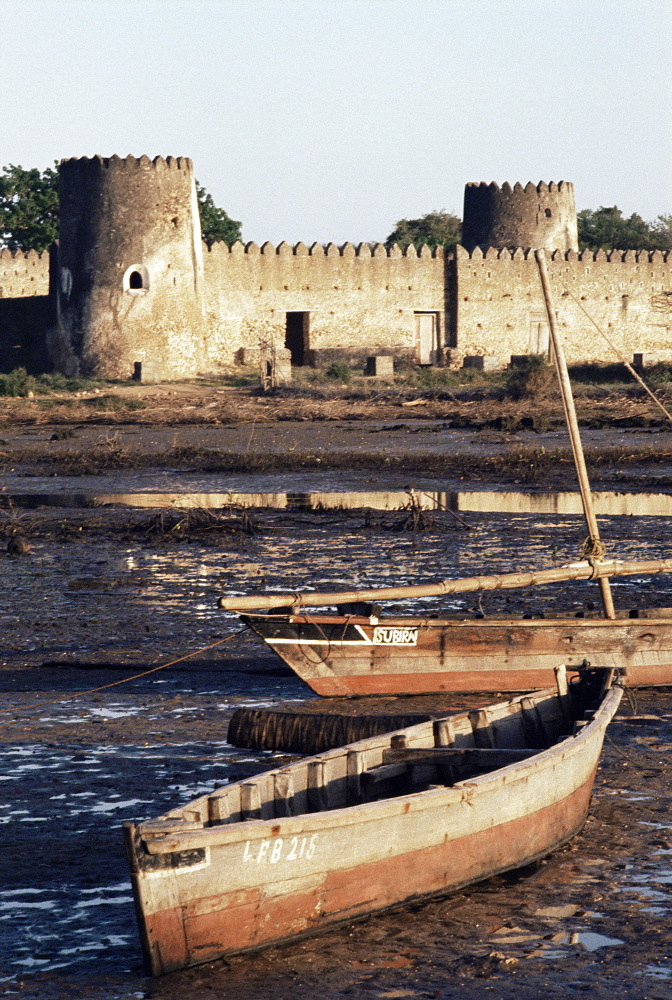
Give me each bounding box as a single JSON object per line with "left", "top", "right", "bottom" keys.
{"left": 4, "top": 0, "right": 671, "bottom": 245}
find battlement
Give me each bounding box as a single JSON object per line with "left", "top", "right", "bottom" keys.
{"left": 0, "top": 248, "right": 49, "bottom": 264}
{"left": 465, "top": 180, "right": 573, "bottom": 196}
{"left": 452, "top": 245, "right": 672, "bottom": 263}
{"left": 0, "top": 247, "right": 50, "bottom": 297}
{"left": 59, "top": 154, "right": 193, "bottom": 172}
{"left": 204, "top": 240, "right": 444, "bottom": 259}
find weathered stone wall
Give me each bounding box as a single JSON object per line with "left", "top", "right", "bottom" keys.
{"left": 55, "top": 155, "right": 205, "bottom": 379}
{"left": 201, "top": 240, "right": 446, "bottom": 366}
{"left": 462, "top": 181, "right": 578, "bottom": 253}
{"left": 0, "top": 249, "right": 50, "bottom": 298}
{"left": 0, "top": 297, "right": 52, "bottom": 372}
{"left": 451, "top": 246, "right": 672, "bottom": 365}
{"left": 0, "top": 250, "right": 52, "bottom": 372}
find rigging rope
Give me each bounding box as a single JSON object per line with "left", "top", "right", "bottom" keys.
{"left": 566, "top": 291, "right": 672, "bottom": 424}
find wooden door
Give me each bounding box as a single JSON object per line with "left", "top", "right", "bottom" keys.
{"left": 415, "top": 313, "right": 438, "bottom": 365}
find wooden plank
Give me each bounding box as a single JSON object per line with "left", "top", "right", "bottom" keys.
{"left": 308, "top": 760, "right": 329, "bottom": 812}
{"left": 433, "top": 718, "right": 454, "bottom": 747}
{"left": 346, "top": 750, "right": 365, "bottom": 804}
{"left": 240, "top": 782, "right": 262, "bottom": 821}
{"left": 382, "top": 747, "right": 538, "bottom": 767}
{"left": 208, "top": 791, "right": 230, "bottom": 825}
{"left": 469, "top": 709, "right": 495, "bottom": 748}
{"left": 273, "top": 770, "right": 295, "bottom": 817}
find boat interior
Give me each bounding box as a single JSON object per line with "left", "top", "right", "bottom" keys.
{"left": 136, "top": 667, "right": 612, "bottom": 840}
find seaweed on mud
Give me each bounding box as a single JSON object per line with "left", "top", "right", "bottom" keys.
{"left": 133, "top": 507, "right": 259, "bottom": 540}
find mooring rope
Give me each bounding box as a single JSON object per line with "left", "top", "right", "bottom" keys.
{"left": 0, "top": 628, "right": 249, "bottom": 715}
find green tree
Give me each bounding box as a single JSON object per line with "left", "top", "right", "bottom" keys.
{"left": 577, "top": 206, "right": 671, "bottom": 252}
{"left": 385, "top": 210, "right": 462, "bottom": 251}
{"left": 0, "top": 163, "right": 59, "bottom": 253}
{"left": 650, "top": 214, "right": 672, "bottom": 252}
{"left": 196, "top": 183, "right": 242, "bottom": 246}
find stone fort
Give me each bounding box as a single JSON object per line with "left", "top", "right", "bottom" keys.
{"left": 0, "top": 154, "right": 670, "bottom": 379}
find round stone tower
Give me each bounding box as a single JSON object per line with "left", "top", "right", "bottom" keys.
{"left": 52, "top": 154, "right": 204, "bottom": 378}
{"left": 461, "top": 181, "right": 578, "bottom": 252}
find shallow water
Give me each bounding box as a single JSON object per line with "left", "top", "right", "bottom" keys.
{"left": 6, "top": 483, "right": 672, "bottom": 517}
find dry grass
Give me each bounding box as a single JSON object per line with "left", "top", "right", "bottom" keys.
{"left": 2, "top": 439, "right": 671, "bottom": 484}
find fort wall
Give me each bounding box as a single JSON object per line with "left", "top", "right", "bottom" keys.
{"left": 201, "top": 240, "right": 445, "bottom": 366}
{"left": 0, "top": 249, "right": 50, "bottom": 298}
{"left": 2, "top": 161, "right": 671, "bottom": 378}
{"left": 452, "top": 246, "right": 672, "bottom": 364}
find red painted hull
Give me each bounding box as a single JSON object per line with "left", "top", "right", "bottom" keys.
{"left": 243, "top": 613, "right": 672, "bottom": 694}
{"left": 142, "top": 778, "right": 593, "bottom": 968}
{"left": 124, "top": 674, "right": 621, "bottom": 974}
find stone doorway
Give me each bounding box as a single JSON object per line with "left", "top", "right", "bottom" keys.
{"left": 285, "top": 312, "right": 309, "bottom": 365}
{"left": 415, "top": 312, "right": 439, "bottom": 365}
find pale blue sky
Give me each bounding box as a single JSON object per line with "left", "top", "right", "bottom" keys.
{"left": 4, "top": 0, "right": 671, "bottom": 245}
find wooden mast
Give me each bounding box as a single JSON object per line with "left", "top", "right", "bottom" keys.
{"left": 535, "top": 248, "right": 615, "bottom": 619}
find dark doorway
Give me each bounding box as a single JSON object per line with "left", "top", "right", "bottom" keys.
{"left": 285, "top": 312, "right": 308, "bottom": 365}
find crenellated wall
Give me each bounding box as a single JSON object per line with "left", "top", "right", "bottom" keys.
{"left": 451, "top": 246, "right": 672, "bottom": 364}
{"left": 201, "top": 240, "right": 445, "bottom": 365}
{"left": 0, "top": 249, "right": 50, "bottom": 297}
{"left": 1, "top": 161, "right": 671, "bottom": 377}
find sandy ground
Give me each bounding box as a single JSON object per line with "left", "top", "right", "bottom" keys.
{"left": 1, "top": 394, "right": 672, "bottom": 998}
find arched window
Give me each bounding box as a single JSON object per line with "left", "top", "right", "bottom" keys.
{"left": 123, "top": 265, "right": 149, "bottom": 293}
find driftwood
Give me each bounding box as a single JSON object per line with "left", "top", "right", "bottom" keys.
{"left": 217, "top": 557, "right": 672, "bottom": 611}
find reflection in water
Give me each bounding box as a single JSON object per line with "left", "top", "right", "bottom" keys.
{"left": 4, "top": 489, "right": 672, "bottom": 517}
{"left": 4, "top": 506, "right": 672, "bottom": 668}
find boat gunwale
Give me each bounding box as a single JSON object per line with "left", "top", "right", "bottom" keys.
{"left": 244, "top": 613, "right": 672, "bottom": 629}
{"left": 136, "top": 682, "right": 622, "bottom": 855}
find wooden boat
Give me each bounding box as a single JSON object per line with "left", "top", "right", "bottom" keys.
{"left": 124, "top": 665, "right": 621, "bottom": 975}
{"left": 221, "top": 558, "right": 672, "bottom": 694}
{"left": 219, "top": 252, "right": 672, "bottom": 693}
{"left": 239, "top": 601, "right": 672, "bottom": 696}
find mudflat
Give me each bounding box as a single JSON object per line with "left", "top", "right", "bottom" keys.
{"left": 2, "top": 379, "right": 672, "bottom": 998}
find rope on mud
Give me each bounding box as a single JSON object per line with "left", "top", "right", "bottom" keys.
{"left": 0, "top": 628, "right": 249, "bottom": 714}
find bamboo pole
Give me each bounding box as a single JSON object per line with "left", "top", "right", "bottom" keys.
{"left": 535, "top": 249, "right": 615, "bottom": 619}
{"left": 217, "top": 557, "right": 672, "bottom": 611}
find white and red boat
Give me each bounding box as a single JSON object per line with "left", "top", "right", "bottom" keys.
{"left": 237, "top": 568, "right": 672, "bottom": 695}
{"left": 124, "top": 665, "right": 621, "bottom": 975}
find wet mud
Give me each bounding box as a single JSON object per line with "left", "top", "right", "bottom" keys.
{"left": 2, "top": 423, "right": 672, "bottom": 998}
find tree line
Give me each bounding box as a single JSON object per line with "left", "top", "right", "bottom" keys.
{"left": 385, "top": 207, "right": 671, "bottom": 253}
{"left": 0, "top": 162, "right": 669, "bottom": 254}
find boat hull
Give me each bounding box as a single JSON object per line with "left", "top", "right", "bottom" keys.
{"left": 124, "top": 677, "right": 621, "bottom": 974}
{"left": 243, "top": 613, "right": 672, "bottom": 694}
